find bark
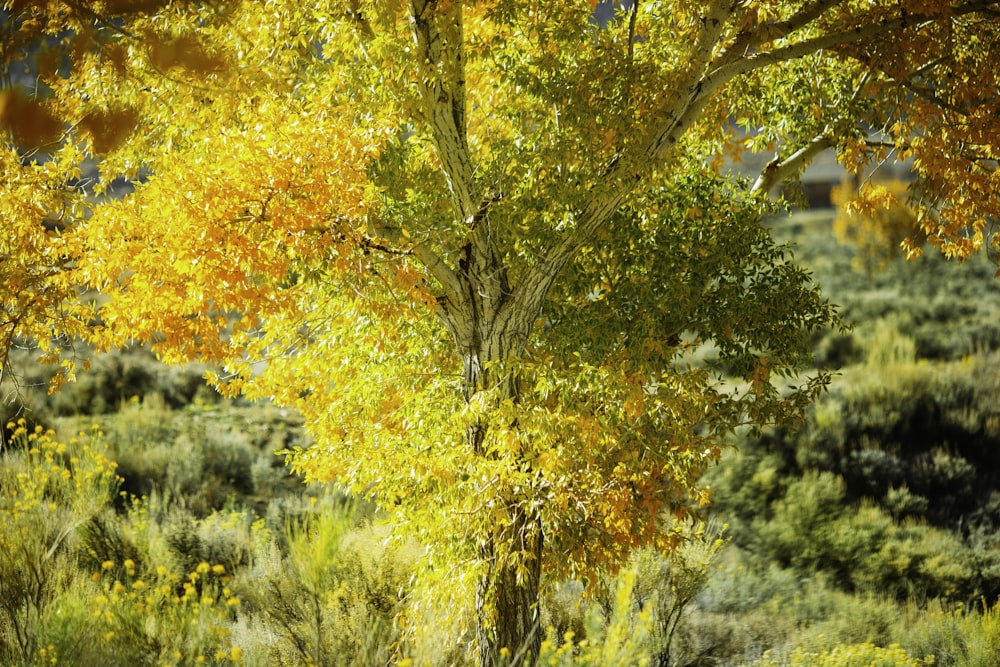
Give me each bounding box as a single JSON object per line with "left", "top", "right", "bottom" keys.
{"left": 408, "top": 4, "right": 547, "bottom": 662}
{"left": 476, "top": 510, "right": 544, "bottom": 667}
{"left": 437, "top": 228, "right": 544, "bottom": 667}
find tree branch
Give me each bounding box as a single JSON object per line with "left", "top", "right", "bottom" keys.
{"left": 409, "top": 0, "right": 479, "bottom": 225}
{"left": 513, "top": 0, "right": 735, "bottom": 317}
{"left": 411, "top": 240, "right": 464, "bottom": 299}
{"left": 368, "top": 218, "right": 464, "bottom": 301}
{"left": 711, "top": 0, "right": 1000, "bottom": 89}
{"left": 692, "top": 0, "right": 735, "bottom": 68}
{"left": 724, "top": 0, "right": 847, "bottom": 62}
{"left": 514, "top": 0, "right": 1000, "bottom": 331}
{"left": 652, "top": 0, "right": 996, "bottom": 161}
{"left": 751, "top": 69, "right": 877, "bottom": 195}
{"left": 750, "top": 132, "right": 836, "bottom": 195}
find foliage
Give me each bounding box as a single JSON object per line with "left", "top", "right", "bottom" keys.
{"left": 8, "top": 338, "right": 1000, "bottom": 666}
{"left": 832, "top": 179, "right": 923, "bottom": 273}
{"left": 0, "top": 417, "right": 415, "bottom": 666}
{"left": 747, "top": 642, "right": 928, "bottom": 667}
{"left": 6, "top": 1, "right": 1000, "bottom": 663}
{"left": 773, "top": 213, "right": 1000, "bottom": 368}
{"left": 535, "top": 571, "right": 655, "bottom": 667}
{"left": 0, "top": 141, "right": 90, "bottom": 390}
{"left": 48, "top": 395, "right": 310, "bottom": 517}
{"left": 899, "top": 600, "right": 1000, "bottom": 667}
{"left": 625, "top": 520, "right": 728, "bottom": 667}
{"left": 237, "top": 500, "right": 408, "bottom": 667}
{"left": 0, "top": 419, "right": 119, "bottom": 663}
{"left": 85, "top": 557, "right": 245, "bottom": 667}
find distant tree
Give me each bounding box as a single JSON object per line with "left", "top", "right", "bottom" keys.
{"left": 3, "top": 2, "right": 1000, "bottom": 665}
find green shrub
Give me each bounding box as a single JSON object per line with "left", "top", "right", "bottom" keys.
{"left": 0, "top": 421, "right": 120, "bottom": 664}
{"left": 535, "top": 520, "right": 726, "bottom": 667}
{"left": 235, "top": 499, "right": 409, "bottom": 667}
{"left": 86, "top": 557, "right": 244, "bottom": 666}
{"left": 536, "top": 570, "right": 655, "bottom": 667}
{"left": 698, "top": 558, "right": 802, "bottom": 616}
{"left": 891, "top": 600, "right": 1000, "bottom": 667}
{"left": 62, "top": 398, "right": 305, "bottom": 517}
{"left": 747, "top": 642, "right": 927, "bottom": 667}
{"left": 757, "top": 471, "right": 853, "bottom": 575}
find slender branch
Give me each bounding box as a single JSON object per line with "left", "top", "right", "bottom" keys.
{"left": 724, "top": 0, "right": 847, "bottom": 62}
{"left": 897, "top": 78, "right": 995, "bottom": 116}
{"left": 712, "top": 0, "right": 1000, "bottom": 88}
{"left": 751, "top": 132, "right": 836, "bottom": 195}
{"left": 514, "top": 0, "right": 735, "bottom": 315}
{"left": 692, "top": 0, "right": 734, "bottom": 67}
{"left": 368, "top": 217, "right": 464, "bottom": 301}
{"left": 864, "top": 139, "right": 903, "bottom": 150}
{"left": 517, "top": 0, "right": 1000, "bottom": 328}
{"left": 619, "top": 0, "right": 640, "bottom": 138}
{"left": 627, "top": 0, "right": 639, "bottom": 67}
{"left": 752, "top": 71, "right": 874, "bottom": 195}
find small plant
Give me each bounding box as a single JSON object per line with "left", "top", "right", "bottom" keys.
{"left": 749, "top": 641, "right": 927, "bottom": 667}
{"left": 0, "top": 420, "right": 119, "bottom": 663}
{"left": 631, "top": 520, "right": 728, "bottom": 667}
{"left": 536, "top": 570, "right": 655, "bottom": 667}
{"left": 236, "top": 498, "right": 407, "bottom": 666}
{"left": 87, "top": 557, "right": 244, "bottom": 666}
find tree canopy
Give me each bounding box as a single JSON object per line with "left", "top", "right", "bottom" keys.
{"left": 3, "top": 1, "right": 1000, "bottom": 664}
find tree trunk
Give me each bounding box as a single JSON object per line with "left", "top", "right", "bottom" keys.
{"left": 438, "top": 234, "right": 545, "bottom": 667}
{"left": 476, "top": 509, "right": 543, "bottom": 667}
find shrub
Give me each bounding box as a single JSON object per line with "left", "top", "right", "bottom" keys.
{"left": 536, "top": 570, "right": 655, "bottom": 667}
{"left": 86, "top": 557, "right": 244, "bottom": 666}
{"left": 637, "top": 520, "right": 727, "bottom": 667}
{"left": 893, "top": 600, "right": 1000, "bottom": 667}
{"left": 535, "top": 520, "right": 725, "bottom": 667}
{"left": 0, "top": 420, "right": 119, "bottom": 664}
{"left": 69, "top": 398, "right": 302, "bottom": 517}
{"left": 0, "top": 392, "right": 54, "bottom": 444}
{"left": 235, "top": 499, "right": 408, "bottom": 667}
{"left": 748, "top": 642, "right": 927, "bottom": 667}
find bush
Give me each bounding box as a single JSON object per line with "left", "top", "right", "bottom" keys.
{"left": 535, "top": 520, "right": 726, "bottom": 667}
{"left": 0, "top": 420, "right": 119, "bottom": 664}
{"left": 748, "top": 642, "right": 927, "bottom": 667}
{"left": 536, "top": 570, "right": 655, "bottom": 667}
{"left": 892, "top": 600, "right": 1000, "bottom": 667}
{"left": 86, "top": 557, "right": 244, "bottom": 666}
{"left": 59, "top": 398, "right": 306, "bottom": 517}
{"left": 235, "top": 499, "right": 410, "bottom": 667}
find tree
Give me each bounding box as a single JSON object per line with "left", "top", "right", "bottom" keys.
{"left": 3, "top": 1, "right": 1000, "bottom": 664}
